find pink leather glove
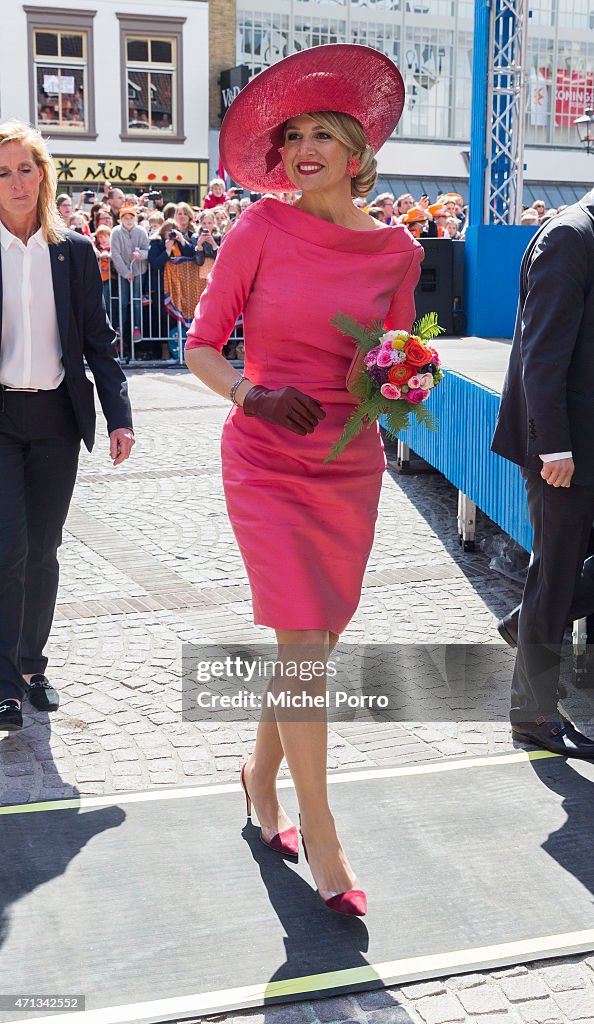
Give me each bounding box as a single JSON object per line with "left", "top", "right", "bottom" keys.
{"left": 242, "top": 385, "right": 325, "bottom": 436}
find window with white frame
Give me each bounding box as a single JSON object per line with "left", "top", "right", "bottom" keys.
{"left": 293, "top": 16, "right": 347, "bottom": 51}
{"left": 125, "top": 36, "right": 176, "bottom": 132}
{"left": 237, "top": 11, "right": 290, "bottom": 76}
{"left": 117, "top": 14, "right": 185, "bottom": 141}
{"left": 25, "top": 6, "right": 96, "bottom": 137}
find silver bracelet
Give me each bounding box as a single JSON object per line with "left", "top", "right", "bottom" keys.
{"left": 230, "top": 376, "right": 248, "bottom": 406}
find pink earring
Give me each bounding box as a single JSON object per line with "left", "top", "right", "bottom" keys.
{"left": 347, "top": 157, "right": 361, "bottom": 178}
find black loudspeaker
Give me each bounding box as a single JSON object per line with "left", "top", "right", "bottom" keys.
{"left": 414, "top": 238, "right": 465, "bottom": 336}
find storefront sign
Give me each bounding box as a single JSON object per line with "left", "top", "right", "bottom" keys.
{"left": 219, "top": 65, "right": 250, "bottom": 120}
{"left": 53, "top": 156, "right": 204, "bottom": 186}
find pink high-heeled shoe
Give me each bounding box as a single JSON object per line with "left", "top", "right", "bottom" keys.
{"left": 240, "top": 763, "right": 299, "bottom": 858}
{"left": 299, "top": 817, "right": 367, "bottom": 917}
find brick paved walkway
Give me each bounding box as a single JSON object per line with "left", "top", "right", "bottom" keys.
{"left": 2, "top": 368, "right": 594, "bottom": 1024}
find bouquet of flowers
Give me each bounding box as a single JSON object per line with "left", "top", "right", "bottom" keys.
{"left": 324, "top": 311, "right": 445, "bottom": 462}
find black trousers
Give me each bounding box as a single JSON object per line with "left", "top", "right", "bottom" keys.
{"left": 0, "top": 384, "right": 80, "bottom": 701}
{"left": 511, "top": 467, "right": 594, "bottom": 724}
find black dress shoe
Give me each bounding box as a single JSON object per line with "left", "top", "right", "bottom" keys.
{"left": 0, "top": 699, "right": 23, "bottom": 732}
{"left": 497, "top": 609, "right": 519, "bottom": 648}
{"left": 511, "top": 717, "right": 594, "bottom": 759}
{"left": 27, "top": 675, "right": 59, "bottom": 712}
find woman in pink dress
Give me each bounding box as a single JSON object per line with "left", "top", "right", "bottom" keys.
{"left": 185, "top": 45, "right": 423, "bottom": 916}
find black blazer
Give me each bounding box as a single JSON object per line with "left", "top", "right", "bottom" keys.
{"left": 491, "top": 190, "right": 594, "bottom": 486}
{"left": 0, "top": 229, "right": 133, "bottom": 452}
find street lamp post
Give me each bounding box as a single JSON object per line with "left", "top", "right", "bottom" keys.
{"left": 574, "top": 108, "right": 594, "bottom": 154}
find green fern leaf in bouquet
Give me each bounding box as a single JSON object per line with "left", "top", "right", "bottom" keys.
{"left": 324, "top": 393, "right": 386, "bottom": 463}
{"left": 413, "top": 311, "right": 447, "bottom": 342}
{"left": 330, "top": 313, "right": 385, "bottom": 355}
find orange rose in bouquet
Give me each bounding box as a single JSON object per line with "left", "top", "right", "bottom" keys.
{"left": 388, "top": 363, "right": 414, "bottom": 386}
{"left": 404, "top": 338, "right": 430, "bottom": 366}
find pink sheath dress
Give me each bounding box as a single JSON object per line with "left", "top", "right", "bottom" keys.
{"left": 185, "top": 199, "right": 423, "bottom": 634}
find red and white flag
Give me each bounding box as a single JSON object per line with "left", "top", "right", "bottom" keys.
{"left": 529, "top": 66, "right": 550, "bottom": 127}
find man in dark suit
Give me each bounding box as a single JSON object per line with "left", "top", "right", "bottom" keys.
{"left": 491, "top": 189, "right": 594, "bottom": 758}
{"left": 0, "top": 119, "right": 134, "bottom": 733}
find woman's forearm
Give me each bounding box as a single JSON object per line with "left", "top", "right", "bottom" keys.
{"left": 185, "top": 346, "right": 252, "bottom": 406}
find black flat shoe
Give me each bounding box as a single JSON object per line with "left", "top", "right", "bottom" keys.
{"left": 0, "top": 699, "right": 23, "bottom": 732}
{"left": 497, "top": 609, "right": 519, "bottom": 648}
{"left": 27, "top": 675, "right": 59, "bottom": 712}
{"left": 511, "top": 717, "right": 594, "bottom": 759}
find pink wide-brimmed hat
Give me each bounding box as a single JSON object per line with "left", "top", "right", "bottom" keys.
{"left": 219, "top": 44, "right": 405, "bottom": 193}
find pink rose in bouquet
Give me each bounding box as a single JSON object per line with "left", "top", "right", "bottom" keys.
{"left": 380, "top": 383, "right": 402, "bottom": 400}
{"left": 364, "top": 346, "right": 381, "bottom": 366}
{"left": 406, "top": 388, "right": 430, "bottom": 404}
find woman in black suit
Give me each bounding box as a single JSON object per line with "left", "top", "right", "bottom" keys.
{"left": 0, "top": 118, "right": 134, "bottom": 732}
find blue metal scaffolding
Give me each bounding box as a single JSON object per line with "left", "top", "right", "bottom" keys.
{"left": 469, "top": 0, "right": 529, "bottom": 228}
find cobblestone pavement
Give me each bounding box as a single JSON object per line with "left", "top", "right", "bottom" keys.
{"left": 3, "top": 368, "right": 594, "bottom": 1024}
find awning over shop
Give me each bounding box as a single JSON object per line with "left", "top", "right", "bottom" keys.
{"left": 374, "top": 177, "right": 468, "bottom": 203}
{"left": 522, "top": 182, "right": 589, "bottom": 207}
{"left": 374, "top": 176, "right": 590, "bottom": 209}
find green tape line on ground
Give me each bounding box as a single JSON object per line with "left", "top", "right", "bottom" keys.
{"left": 0, "top": 748, "right": 559, "bottom": 815}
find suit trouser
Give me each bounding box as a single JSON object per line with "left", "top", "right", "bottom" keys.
{"left": 511, "top": 467, "right": 594, "bottom": 724}
{"left": 0, "top": 384, "right": 80, "bottom": 701}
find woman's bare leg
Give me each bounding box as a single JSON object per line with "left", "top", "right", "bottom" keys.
{"left": 269, "top": 628, "right": 359, "bottom": 899}
{"left": 242, "top": 630, "right": 342, "bottom": 840}
{"left": 242, "top": 676, "right": 294, "bottom": 839}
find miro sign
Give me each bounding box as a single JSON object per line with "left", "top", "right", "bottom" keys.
{"left": 220, "top": 65, "right": 250, "bottom": 120}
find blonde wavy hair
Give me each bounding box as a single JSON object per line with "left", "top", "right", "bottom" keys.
{"left": 304, "top": 111, "right": 378, "bottom": 198}
{"left": 0, "top": 118, "right": 65, "bottom": 245}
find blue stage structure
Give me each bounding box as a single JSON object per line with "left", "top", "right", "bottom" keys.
{"left": 465, "top": 0, "right": 530, "bottom": 337}
{"left": 465, "top": 224, "right": 537, "bottom": 338}
{"left": 394, "top": 369, "right": 532, "bottom": 553}
{"left": 387, "top": 5, "right": 540, "bottom": 557}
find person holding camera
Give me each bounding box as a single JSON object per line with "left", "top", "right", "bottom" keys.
{"left": 141, "top": 188, "right": 163, "bottom": 209}
{"left": 194, "top": 211, "right": 219, "bottom": 302}
{"left": 149, "top": 206, "right": 202, "bottom": 337}
{"left": 68, "top": 211, "right": 91, "bottom": 237}
{"left": 221, "top": 201, "right": 241, "bottom": 237}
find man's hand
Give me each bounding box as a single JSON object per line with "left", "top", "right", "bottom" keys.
{"left": 540, "top": 456, "right": 574, "bottom": 487}
{"left": 110, "top": 428, "right": 135, "bottom": 466}
{"left": 132, "top": 249, "right": 142, "bottom": 261}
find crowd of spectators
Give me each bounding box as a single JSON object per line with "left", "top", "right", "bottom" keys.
{"left": 519, "top": 199, "right": 567, "bottom": 226}
{"left": 56, "top": 178, "right": 247, "bottom": 361}
{"left": 363, "top": 190, "right": 467, "bottom": 238}
{"left": 363, "top": 190, "right": 566, "bottom": 234}
{"left": 56, "top": 177, "right": 561, "bottom": 363}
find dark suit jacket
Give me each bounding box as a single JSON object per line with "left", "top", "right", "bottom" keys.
{"left": 491, "top": 190, "right": 594, "bottom": 486}
{"left": 0, "top": 228, "right": 133, "bottom": 451}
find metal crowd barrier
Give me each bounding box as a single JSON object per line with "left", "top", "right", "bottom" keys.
{"left": 98, "top": 253, "right": 243, "bottom": 366}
